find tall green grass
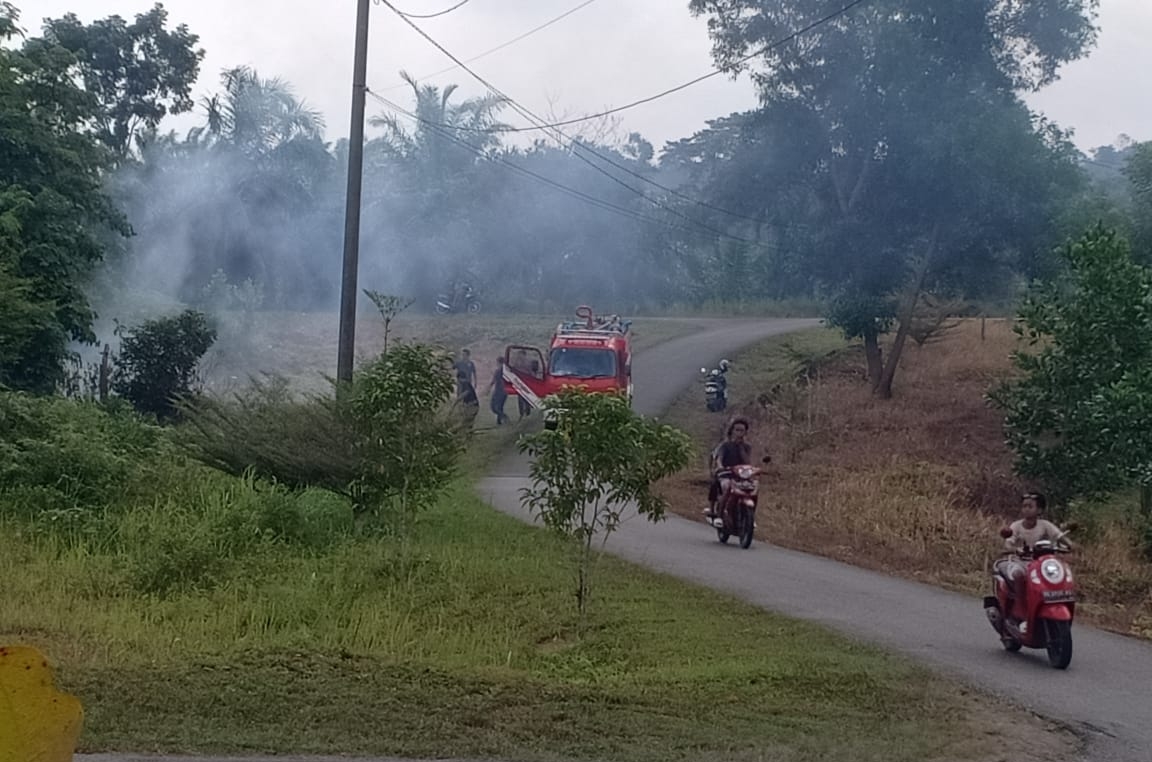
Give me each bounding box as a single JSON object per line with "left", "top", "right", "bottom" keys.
{"left": 0, "top": 390, "right": 1071, "bottom": 760}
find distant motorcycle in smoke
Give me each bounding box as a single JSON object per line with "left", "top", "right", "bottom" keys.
{"left": 435, "top": 283, "right": 482, "bottom": 315}
{"left": 701, "top": 359, "right": 730, "bottom": 412}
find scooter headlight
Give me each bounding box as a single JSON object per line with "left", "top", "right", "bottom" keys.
{"left": 1040, "top": 558, "right": 1066, "bottom": 585}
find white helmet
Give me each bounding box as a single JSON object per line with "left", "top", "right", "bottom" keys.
{"left": 718, "top": 359, "right": 730, "bottom": 372}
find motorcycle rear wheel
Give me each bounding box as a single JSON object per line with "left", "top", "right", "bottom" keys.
{"left": 1044, "top": 619, "right": 1073, "bottom": 669}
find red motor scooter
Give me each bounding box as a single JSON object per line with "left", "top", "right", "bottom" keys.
{"left": 983, "top": 526, "right": 1077, "bottom": 669}
{"left": 709, "top": 456, "right": 770, "bottom": 549}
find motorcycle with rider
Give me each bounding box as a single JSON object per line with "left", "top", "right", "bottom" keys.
{"left": 436, "top": 279, "right": 482, "bottom": 315}
{"left": 983, "top": 492, "right": 1079, "bottom": 669}
{"left": 703, "top": 416, "right": 770, "bottom": 549}
{"left": 700, "top": 359, "right": 730, "bottom": 412}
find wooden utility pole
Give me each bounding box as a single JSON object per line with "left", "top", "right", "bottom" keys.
{"left": 336, "top": 0, "right": 372, "bottom": 385}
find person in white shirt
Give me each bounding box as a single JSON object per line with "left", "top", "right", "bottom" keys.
{"left": 994, "top": 492, "right": 1075, "bottom": 616}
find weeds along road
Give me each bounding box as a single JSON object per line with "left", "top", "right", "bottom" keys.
{"left": 479, "top": 317, "right": 1152, "bottom": 762}
{"left": 80, "top": 318, "right": 1149, "bottom": 762}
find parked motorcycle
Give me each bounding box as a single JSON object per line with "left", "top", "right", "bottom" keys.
{"left": 983, "top": 526, "right": 1077, "bottom": 669}
{"left": 435, "top": 284, "right": 482, "bottom": 315}
{"left": 700, "top": 359, "right": 730, "bottom": 412}
{"left": 710, "top": 456, "right": 770, "bottom": 549}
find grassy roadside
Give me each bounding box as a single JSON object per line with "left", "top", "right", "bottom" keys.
{"left": 1, "top": 315, "right": 1083, "bottom": 761}
{"left": 656, "top": 320, "right": 1152, "bottom": 640}
{"left": 3, "top": 485, "right": 1076, "bottom": 762}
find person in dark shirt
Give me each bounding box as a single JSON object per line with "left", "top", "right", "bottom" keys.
{"left": 704, "top": 417, "right": 753, "bottom": 519}
{"left": 486, "top": 356, "right": 509, "bottom": 425}
{"left": 453, "top": 348, "right": 477, "bottom": 395}
{"left": 455, "top": 379, "right": 480, "bottom": 428}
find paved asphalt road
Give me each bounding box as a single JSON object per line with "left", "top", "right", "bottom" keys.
{"left": 478, "top": 317, "right": 1152, "bottom": 762}
{"left": 81, "top": 317, "right": 1151, "bottom": 762}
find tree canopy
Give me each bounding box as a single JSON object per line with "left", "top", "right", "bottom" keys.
{"left": 40, "top": 2, "right": 204, "bottom": 158}
{"left": 2, "top": 0, "right": 1138, "bottom": 400}
{"left": 685, "top": 0, "right": 1098, "bottom": 396}
{"left": 991, "top": 225, "right": 1152, "bottom": 508}
{"left": 1, "top": 3, "right": 128, "bottom": 391}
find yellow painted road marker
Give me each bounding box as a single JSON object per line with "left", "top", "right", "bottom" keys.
{"left": 0, "top": 646, "right": 83, "bottom": 762}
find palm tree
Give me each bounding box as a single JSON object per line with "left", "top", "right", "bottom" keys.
{"left": 192, "top": 66, "right": 324, "bottom": 158}
{"left": 369, "top": 70, "right": 508, "bottom": 183}
{"left": 169, "top": 67, "right": 335, "bottom": 303}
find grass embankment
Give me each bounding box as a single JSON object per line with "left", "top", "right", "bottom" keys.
{"left": 3, "top": 485, "right": 1075, "bottom": 762}
{"left": 0, "top": 317, "right": 1082, "bottom": 761}
{"left": 658, "top": 319, "right": 1152, "bottom": 639}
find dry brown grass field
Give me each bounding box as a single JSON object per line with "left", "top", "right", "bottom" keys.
{"left": 198, "top": 310, "right": 711, "bottom": 396}
{"left": 658, "top": 319, "right": 1152, "bottom": 640}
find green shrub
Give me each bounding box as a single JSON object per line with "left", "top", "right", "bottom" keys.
{"left": 113, "top": 309, "right": 217, "bottom": 421}
{"left": 181, "top": 344, "right": 463, "bottom": 529}
{"left": 0, "top": 391, "right": 165, "bottom": 517}
{"left": 0, "top": 390, "right": 357, "bottom": 594}
{"left": 114, "top": 472, "right": 355, "bottom": 596}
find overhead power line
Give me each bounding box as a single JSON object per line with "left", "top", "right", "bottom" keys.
{"left": 378, "top": 0, "right": 599, "bottom": 92}
{"left": 392, "top": 0, "right": 472, "bottom": 19}
{"left": 365, "top": 89, "right": 741, "bottom": 238}
{"left": 389, "top": 0, "right": 871, "bottom": 134}
{"left": 376, "top": 0, "right": 795, "bottom": 242}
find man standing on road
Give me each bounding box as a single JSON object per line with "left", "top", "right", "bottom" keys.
{"left": 487, "top": 356, "right": 509, "bottom": 425}
{"left": 453, "top": 348, "right": 477, "bottom": 395}
{"left": 509, "top": 348, "right": 534, "bottom": 419}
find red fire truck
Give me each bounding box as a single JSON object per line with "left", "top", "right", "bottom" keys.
{"left": 503, "top": 305, "right": 633, "bottom": 429}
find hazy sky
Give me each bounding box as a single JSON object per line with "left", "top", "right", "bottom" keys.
{"left": 11, "top": 0, "right": 1151, "bottom": 152}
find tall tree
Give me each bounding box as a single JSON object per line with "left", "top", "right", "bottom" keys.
{"left": 41, "top": 2, "right": 204, "bottom": 159}
{"left": 991, "top": 225, "right": 1152, "bottom": 513}
{"left": 197, "top": 65, "right": 324, "bottom": 158}
{"left": 369, "top": 70, "right": 507, "bottom": 187}
{"left": 1, "top": 4, "right": 128, "bottom": 392}
{"left": 363, "top": 72, "right": 508, "bottom": 300}
{"left": 112, "top": 66, "right": 337, "bottom": 306}
{"left": 1124, "top": 142, "right": 1152, "bottom": 261}
{"left": 688, "top": 0, "right": 1097, "bottom": 397}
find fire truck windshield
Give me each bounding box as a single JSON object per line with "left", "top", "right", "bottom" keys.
{"left": 549, "top": 347, "right": 617, "bottom": 379}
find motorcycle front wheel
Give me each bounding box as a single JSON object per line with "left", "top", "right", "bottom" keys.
{"left": 1044, "top": 619, "right": 1073, "bottom": 669}
{"left": 467, "top": 300, "right": 482, "bottom": 314}
{"left": 739, "top": 506, "right": 754, "bottom": 549}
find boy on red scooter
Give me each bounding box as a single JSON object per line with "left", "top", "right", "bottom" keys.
{"left": 993, "top": 492, "right": 1075, "bottom": 620}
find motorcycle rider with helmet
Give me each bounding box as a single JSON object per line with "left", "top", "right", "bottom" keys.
{"left": 703, "top": 415, "right": 752, "bottom": 520}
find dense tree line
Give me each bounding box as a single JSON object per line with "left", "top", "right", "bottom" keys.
{"left": 2, "top": 0, "right": 1150, "bottom": 396}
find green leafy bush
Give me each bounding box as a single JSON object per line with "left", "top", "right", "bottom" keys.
{"left": 116, "top": 473, "right": 354, "bottom": 595}
{"left": 519, "top": 388, "right": 693, "bottom": 619}
{"left": 113, "top": 309, "right": 217, "bottom": 420}
{"left": 0, "top": 391, "right": 164, "bottom": 517}
{"left": 990, "top": 225, "right": 1152, "bottom": 508}
{"left": 181, "top": 344, "right": 463, "bottom": 529}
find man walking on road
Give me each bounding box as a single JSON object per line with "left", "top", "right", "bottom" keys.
{"left": 454, "top": 348, "right": 477, "bottom": 395}
{"left": 487, "top": 356, "right": 509, "bottom": 425}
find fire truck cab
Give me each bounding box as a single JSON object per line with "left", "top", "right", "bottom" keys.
{"left": 503, "top": 305, "right": 633, "bottom": 429}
